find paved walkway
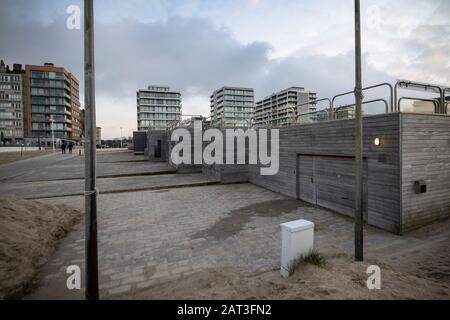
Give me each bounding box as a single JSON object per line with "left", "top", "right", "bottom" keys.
{"left": 4, "top": 150, "right": 448, "bottom": 299}
{"left": 0, "top": 150, "right": 190, "bottom": 198}
{"left": 0, "top": 173, "right": 219, "bottom": 199}
{"left": 25, "top": 183, "right": 407, "bottom": 300}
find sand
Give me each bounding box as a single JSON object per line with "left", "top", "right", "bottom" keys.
{"left": 126, "top": 253, "right": 450, "bottom": 300}
{"left": 0, "top": 198, "right": 81, "bottom": 299}
{"left": 0, "top": 150, "right": 51, "bottom": 165}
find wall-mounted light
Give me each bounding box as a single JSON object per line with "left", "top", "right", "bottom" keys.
{"left": 374, "top": 137, "right": 381, "bottom": 146}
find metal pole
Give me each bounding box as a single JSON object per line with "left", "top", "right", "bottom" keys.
{"left": 84, "top": 0, "right": 99, "bottom": 300}
{"left": 51, "top": 117, "right": 55, "bottom": 153}
{"left": 120, "top": 126, "right": 123, "bottom": 148}
{"left": 354, "top": 0, "right": 364, "bottom": 261}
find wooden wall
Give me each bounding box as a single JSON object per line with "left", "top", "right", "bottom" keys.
{"left": 400, "top": 113, "right": 450, "bottom": 232}
{"left": 249, "top": 113, "right": 402, "bottom": 233}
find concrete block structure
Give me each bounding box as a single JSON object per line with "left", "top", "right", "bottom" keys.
{"left": 247, "top": 112, "right": 450, "bottom": 234}
{"left": 146, "top": 130, "right": 166, "bottom": 161}
{"left": 148, "top": 80, "right": 450, "bottom": 235}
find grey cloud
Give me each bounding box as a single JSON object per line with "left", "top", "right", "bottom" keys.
{"left": 0, "top": 0, "right": 407, "bottom": 138}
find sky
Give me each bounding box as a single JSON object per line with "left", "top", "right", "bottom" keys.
{"left": 1, "top": 0, "right": 449, "bottom": 139}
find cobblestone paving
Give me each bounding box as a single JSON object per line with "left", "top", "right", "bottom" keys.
{"left": 26, "top": 183, "right": 398, "bottom": 299}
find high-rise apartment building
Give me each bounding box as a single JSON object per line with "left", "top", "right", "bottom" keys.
{"left": 25, "top": 63, "right": 82, "bottom": 144}
{"left": 0, "top": 60, "right": 24, "bottom": 144}
{"left": 210, "top": 86, "right": 254, "bottom": 127}
{"left": 254, "top": 87, "right": 316, "bottom": 127}
{"left": 137, "top": 85, "right": 182, "bottom": 131}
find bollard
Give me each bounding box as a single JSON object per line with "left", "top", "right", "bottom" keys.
{"left": 280, "top": 219, "right": 314, "bottom": 277}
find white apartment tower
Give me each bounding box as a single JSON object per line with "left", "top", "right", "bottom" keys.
{"left": 137, "top": 85, "right": 182, "bottom": 131}
{"left": 210, "top": 86, "right": 254, "bottom": 127}
{"left": 254, "top": 87, "right": 317, "bottom": 127}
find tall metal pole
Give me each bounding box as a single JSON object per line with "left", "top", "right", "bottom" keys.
{"left": 51, "top": 116, "right": 55, "bottom": 153}
{"left": 354, "top": 0, "right": 364, "bottom": 261}
{"left": 84, "top": 0, "right": 99, "bottom": 300}
{"left": 120, "top": 126, "right": 123, "bottom": 148}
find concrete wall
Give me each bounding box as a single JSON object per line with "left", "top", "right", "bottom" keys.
{"left": 201, "top": 127, "right": 250, "bottom": 183}
{"left": 249, "top": 113, "right": 401, "bottom": 233}
{"left": 167, "top": 127, "right": 202, "bottom": 173}
{"left": 400, "top": 113, "right": 450, "bottom": 232}
{"left": 133, "top": 131, "right": 147, "bottom": 154}
{"left": 147, "top": 130, "right": 167, "bottom": 162}
{"left": 160, "top": 113, "right": 450, "bottom": 234}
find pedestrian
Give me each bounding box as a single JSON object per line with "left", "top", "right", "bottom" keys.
{"left": 61, "top": 141, "right": 66, "bottom": 154}
{"left": 68, "top": 142, "right": 73, "bottom": 154}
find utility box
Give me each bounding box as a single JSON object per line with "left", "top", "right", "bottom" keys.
{"left": 280, "top": 219, "right": 314, "bottom": 278}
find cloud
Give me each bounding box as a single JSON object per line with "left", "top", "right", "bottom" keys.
{"left": 0, "top": 0, "right": 448, "bottom": 138}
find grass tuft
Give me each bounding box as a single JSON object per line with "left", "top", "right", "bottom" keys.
{"left": 288, "top": 250, "right": 326, "bottom": 276}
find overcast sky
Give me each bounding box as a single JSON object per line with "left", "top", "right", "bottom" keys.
{"left": 1, "top": 0, "right": 449, "bottom": 139}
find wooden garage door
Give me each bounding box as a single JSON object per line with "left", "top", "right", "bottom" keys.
{"left": 297, "top": 155, "right": 367, "bottom": 218}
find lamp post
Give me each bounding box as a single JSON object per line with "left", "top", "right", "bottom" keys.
{"left": 51, "top": 116, "right": 55, "bottom": 153}
{"left": 354, "top": 0, "right": 364, "bottom": 261}
{"left": 84, "top": 0, "right": 99, "bottom": 300}
{"left": 120, "top": 126, "right": 123, "bottom": 148}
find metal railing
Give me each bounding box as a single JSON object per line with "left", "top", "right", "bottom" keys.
{"left": 394, "top": 80, "right": 444, "bottom": 113}
{"left": 398, "top": 97, "right": 440, "bottom": 113}
{"left": 332, "top": 82, "right": 394, "bottom": 117}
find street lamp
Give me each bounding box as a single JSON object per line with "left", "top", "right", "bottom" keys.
{"left": 50, "top": 115, "right": 55, "bottom": 153}
{"left": 120, "top": 126, "right": 123, "bottom": 148}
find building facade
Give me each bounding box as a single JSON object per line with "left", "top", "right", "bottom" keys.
{"left": 210, "top": 86, "right": 254, "bottom": 127}
{"left": 254, "top": 87, "right": 316, "bottom": 128}
{"left": 137, "top": 85, "right": 182, "bottom": 131}
{"left": 25, "top": 63, "right": 81, "bottom": 145}
{"left": 0, "top": 60, "right": 24, "bottom": 144}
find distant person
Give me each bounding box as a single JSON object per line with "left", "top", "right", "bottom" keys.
{"left": 68, "top": 142, "right": 73, "bottom": 154}
{"left": 61, "top": 141, "right": 66, "bottom": 154}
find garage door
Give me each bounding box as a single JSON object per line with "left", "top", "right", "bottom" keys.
{"left": 297, "top": 155, "right": 367, "bottom": 218}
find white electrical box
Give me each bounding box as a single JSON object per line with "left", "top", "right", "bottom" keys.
{"left": 280, "top": 219, "right": 314, "bottom": 277}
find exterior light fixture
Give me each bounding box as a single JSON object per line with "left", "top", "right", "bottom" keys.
{"left": 374, "top": 137, "right": 381, "bottom": 146}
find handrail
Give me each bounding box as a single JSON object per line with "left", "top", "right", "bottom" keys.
{"left": 336, "top": 98, "right": 389, "bottom": 114}
{"left": 297, "top": 98, "right": 332, "bottom": 109}
{"left": 398, "top": 97, "right": 439, "bottom": 113}
{"left": 394, "top": 80, "right": 443, "bottom": 113}
{"left": 332, "top": 82, "right": 394, "bottom": 116}
{"left": 443, "top": 88, "right": 450, "bottom": 114}
{"left": 295, "top": 98, "right": 332, "bottom": 122}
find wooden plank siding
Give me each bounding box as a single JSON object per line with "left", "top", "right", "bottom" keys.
{"left": 400, "top": 113, "right": 450, "bottom": 232}
{"left": 249, "top": 113, "right": 401, "bottom": 233}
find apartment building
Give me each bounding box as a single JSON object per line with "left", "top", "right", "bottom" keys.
{"left": 0, "top": 60, "right": 24, "bottom": 144}
{"left": 137, "top": 85, "right": 182, "bottom": 131}
{"left": 210, "top": 86, "right": 254, "bottom": 127}
{"left": 25, "top": 63, "right": 82, "bottom": 144}
{"left": 254, "top": 87, "right": 317, "bottom": 127}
